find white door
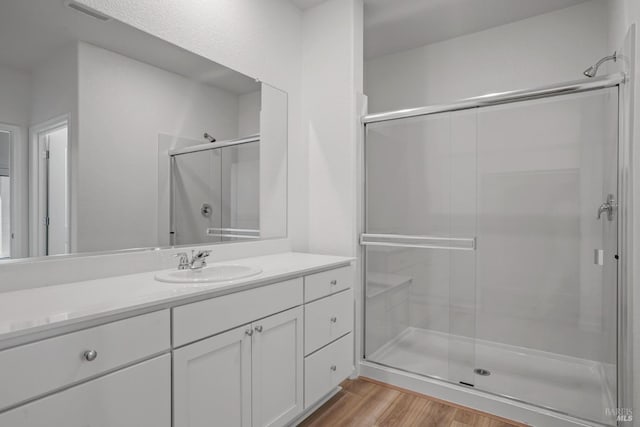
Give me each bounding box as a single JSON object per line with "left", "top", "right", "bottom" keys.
{"left": 45, "top": 126, "right": 69, "bottom": 255}
{"left": 0, "top": 355, "right": 171, "bottom": 427}
{"left": 251, "top": 307, "right": 303, "bottom": 427}
{"left": 173, "top": 324, "right": 252, "bottom": 427}
{"left": 0, "top": 130, "right": 10, "bottom": 258}
{"left": 31, "top": 118, "right": 69, "bottom": 256}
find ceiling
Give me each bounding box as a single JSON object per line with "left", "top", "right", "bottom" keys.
{"left": 0, "top": 1, "right": 259, "bottom": 94}
{"left": 291, "top": 0, "right": 592, "bottom": 59}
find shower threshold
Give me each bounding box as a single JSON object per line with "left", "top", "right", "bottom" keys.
{"left": 367, "top": 327, "right": 616, "bottom": 426}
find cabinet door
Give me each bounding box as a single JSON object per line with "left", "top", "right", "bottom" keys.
{"left": 0, "top": 354, "right": 170, "bottom": 427}
{"left": 173, "top": 324, "right": 253, "bottom": 427}
{"left": 251, "top": 307, "right": 303, "bottom": 427}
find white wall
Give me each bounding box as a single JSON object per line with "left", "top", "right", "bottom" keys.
{"left": 77, "top": 42, "right": 240, "bottom": 252}
{"left": 238, "top": 90, "right": 261, "bottom": 136}
{"left": 0, "top": 65, "right": 30, "bottom": 127}
{"left": 365, "top": 0, "right": 609, "bottom": 113}
{"left": 303, "top": 0, "right": 363, "bottom": 257}
{"left": 76, "top": 0, "right": 308, "bottom": 251}
{"left": 29, "top": 45, "right": 78, "bottom": 126}
{"left": 259, "top": 85, "right": 288, "bottom": 239}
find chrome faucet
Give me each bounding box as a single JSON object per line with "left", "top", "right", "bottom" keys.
{"left": 189, "top": 250, "right": 211, "bottom": 270}
{"left": 174, "top": 250, "right": 211, "bottom": 270}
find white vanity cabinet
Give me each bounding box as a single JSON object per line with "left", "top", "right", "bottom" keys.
{"left": 0, "top": 355, "right": 171, "bottom": 427}
{"left": 172, "top": 279, "right": 305, "bottom": 427}
{"left": 251, "top": 307, "right": 303, "bottom": 427}
{"left": 173, "top": 307, "right": 303, "bottom": 427}
{"left": 0, "top": 259, "right": 354, "bottom": 427}
{"left": 303, "top": 266, "right": 355, "bottom": 409}
{"left": 172, "top": 265, "right": 355, "bottom": 426}
{"left": 173, "top": 323, "right": 253, "bottom": 427}
{"left": 0, "top": 310, "right": 171, "bottom": 427}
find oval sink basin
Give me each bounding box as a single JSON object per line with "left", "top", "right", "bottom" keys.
{"left": 155, "top": 265, "right": 262, "bottom": 284}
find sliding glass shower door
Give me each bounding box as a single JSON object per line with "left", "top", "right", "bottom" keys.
{"left": 363, "top": 109, "right": 478, "bottom": 387}
{"left": 471, "top": 89, "right": 618, "bottom": 424}
{"left": 363, "top": 88, "right": 619, "bottom": 425}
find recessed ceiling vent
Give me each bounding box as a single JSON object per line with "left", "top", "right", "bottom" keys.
{"left": 65, "top": 1, "right": 112, "bottom": 22}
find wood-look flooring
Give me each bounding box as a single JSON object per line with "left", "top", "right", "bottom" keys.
{"left": 299, "top": 377, "right": 526, "bottom": 427}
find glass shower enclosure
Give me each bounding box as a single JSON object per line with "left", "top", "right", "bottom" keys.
{"left": 170, "top": 137, "right": 261, "bottom": 245}
{"left": 362, "top": 85, "right": 619, "bottom": 425}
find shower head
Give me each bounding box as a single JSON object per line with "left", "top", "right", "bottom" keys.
{"left": 583, "top": 52, "right": 617, "bottom": 78}
{"left": 203, "top": 133, "right": 216, "bottom": 143}
{"left": 583, "top": 66, "right": 597, "bottom": 78}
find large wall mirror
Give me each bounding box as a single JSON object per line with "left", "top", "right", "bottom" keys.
{"left": 0, "top": 1, "right": 288, "bottom": 261}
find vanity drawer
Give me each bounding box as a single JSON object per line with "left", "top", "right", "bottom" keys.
{"left": 304, "top": 289, "right": 353, "bottom": 355}
{"left": 0, "top": 354, "right": 171, "bottom": 427}
{"left": 304, "top": 266, "right": 352, "bottom": 302}
{"left": 172, "top": 278, "right": 303, "bottom": 347}
{"left": 304, "top": 332, "right": 353, "bottom": 408}
{"left": 0, "top": 310, "right": 170, "bottom": 411}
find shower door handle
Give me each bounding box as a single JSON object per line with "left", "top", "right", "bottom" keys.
{"left": 597, "top": 194, "right": 616, "bottom": 221}
{"left": 594, "top": 249, "right": 604, "bottom": 266}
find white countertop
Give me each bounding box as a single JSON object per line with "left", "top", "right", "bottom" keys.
{"left": 0, "top": 252, "right": 353, "bottom": 348}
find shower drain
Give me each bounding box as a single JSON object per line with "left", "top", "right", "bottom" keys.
{"left": 474, "top": 368, "right": 491, "bottom": 376}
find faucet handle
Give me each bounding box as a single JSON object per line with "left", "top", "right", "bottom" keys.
{"left": 195, "top": 250, "right": 212, "bottom": 259}
{"left": 175, "top": 252, "right": 189, "bottom": 270}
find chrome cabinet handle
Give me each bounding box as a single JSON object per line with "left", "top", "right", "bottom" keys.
{"left": 330, "top": 365, "right": 337, "bottom": 371}
{"left": 255, "top": 325, "right": 263, "bottom": 333}
{"left": 330, "top": 280, "right": 337, "bottom": 286}
{"left": 330, "top": 316, "right": 337, "bottom": 323}
{"left": 245, "top": 329, "right": 253, "bottom": 336}
{"left": 83, "top": 350, "right": 98, "bottom": 362}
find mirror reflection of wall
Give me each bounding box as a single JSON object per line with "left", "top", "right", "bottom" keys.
{"left": 0, "top": 0, "right": 288, "bottom": 261}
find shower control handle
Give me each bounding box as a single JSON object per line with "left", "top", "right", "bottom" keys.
{"left": 597, "top": 194, "right": 616, "bottom": 221}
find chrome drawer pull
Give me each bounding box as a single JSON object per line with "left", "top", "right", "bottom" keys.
{"left": 330, "top": 316, "right": 337, "bottom": 323}
{"left": 245, "top": 329, "right": 254, "bottom": 336}
{"left": 330, "top": 365, "right": 337, "bottom": 371}
{"left": 255, "top": 325, "right": 263, "bottom": 333}
{"left": 330, "top": 280, "right": 337, "bottom": 286}
{"left": 83, "top": 350, "right": 98, "bottom": 362}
